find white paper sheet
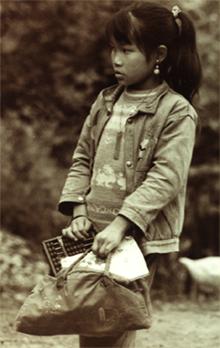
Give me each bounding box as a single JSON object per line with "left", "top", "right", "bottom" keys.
{"left": 61, "top": 236, "right": 149, "bottom": 282}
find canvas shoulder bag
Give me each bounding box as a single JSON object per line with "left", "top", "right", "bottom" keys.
{"left": 15, "top": 249, "right": 152, "bottom": 336}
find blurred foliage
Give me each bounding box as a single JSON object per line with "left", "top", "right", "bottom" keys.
{"left": 1, "top": 0, "right": 219, "bottom": 266}
{"left": 0, "top": 229, "right": 48, "bottom": 302}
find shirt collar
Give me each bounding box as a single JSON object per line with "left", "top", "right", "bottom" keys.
{"left": 103, "top": 81, "right": 169, "bottom": 115}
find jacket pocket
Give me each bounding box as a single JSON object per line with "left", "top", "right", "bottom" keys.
{"left": 136, "top": 136, "right": 157, "bottom": 172}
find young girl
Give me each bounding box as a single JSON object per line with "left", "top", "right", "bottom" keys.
{"left": 59, "top": 1, "right": 202, "bottom": 347}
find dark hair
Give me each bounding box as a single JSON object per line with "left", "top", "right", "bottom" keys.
{"left": 106, "top": 1, "right": 202, "bottom": 103}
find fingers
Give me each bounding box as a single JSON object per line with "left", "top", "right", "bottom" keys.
{"left": 73, "top": 218, "right": 90, "bottom": 239}
{"left": 91, "top": 237, "right": 99, "bottom": 254}
{"left": 92, "top": 235, "right": 113, "bottom": 259}
{"left": 98, "top": 244, "right": 112, "bottom": 258}
{"left": 84, "top": 219, "right": 92, "bottom": 234}
{"left": 62, "top": 217, "right": 92, "bottom": 240}
{"left": 62, "top": 226, "right": 78, "bottom": 241}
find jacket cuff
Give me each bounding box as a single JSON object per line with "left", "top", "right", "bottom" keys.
{"left": 58, "top": 194, "right": 86, "bottom": 216}
{"left": 118, "top": 205, "right": 148, "bottom": 237}
{"left": 73, "top": 203, "right": 87, "bottom": 218}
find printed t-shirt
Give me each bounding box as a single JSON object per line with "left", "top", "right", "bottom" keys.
{"left": 86, "top": 87, "right": 160, "bottom": 232}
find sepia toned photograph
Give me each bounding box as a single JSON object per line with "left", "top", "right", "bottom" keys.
{"left": 1, "top": 0, "right": 220, "bottom": 347}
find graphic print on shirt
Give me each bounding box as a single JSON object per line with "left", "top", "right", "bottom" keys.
{"left": 93, "top": 164, "right": 126, "bottom": 191}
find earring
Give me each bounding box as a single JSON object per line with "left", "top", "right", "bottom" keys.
{"left": 154, "top": 59, "right": 160, "bottom": 75}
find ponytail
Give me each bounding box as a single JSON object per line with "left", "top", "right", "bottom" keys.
{"left": 164, "top": 11, "right": 202, "bottom": 103}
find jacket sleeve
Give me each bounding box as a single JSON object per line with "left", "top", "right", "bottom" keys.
{"left": 119, "top": 108, "right": 197, "bottom": 235}
{"left": 58, "top": 92, "right": 102, "bottom": 215}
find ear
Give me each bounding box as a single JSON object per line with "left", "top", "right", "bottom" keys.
{"left": 156, "top": 45, "right": 168, "bottom": 63}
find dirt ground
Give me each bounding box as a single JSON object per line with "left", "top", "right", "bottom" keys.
{"left": 0, "top": 299, "right": 219, "bottom": 348}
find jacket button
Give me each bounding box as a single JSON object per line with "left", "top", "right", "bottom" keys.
{"left": 126, "top": 161, "right": 133, "bottom": 168}
{"left": 127, "top": 118, "right": 133, "bottom": 124}
{"left": 77, "top": 196, "right": 84, "bottom": 202}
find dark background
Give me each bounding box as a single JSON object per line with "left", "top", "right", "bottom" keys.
{"left": 1, "top": 0, "right": 219, "bottom": 296}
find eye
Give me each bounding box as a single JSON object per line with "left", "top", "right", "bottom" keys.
{"left": 123, "top": 48, "right": 131, "bottom": 53}
{"left": 121, "top": 46, "right": 134, "bottom": 54}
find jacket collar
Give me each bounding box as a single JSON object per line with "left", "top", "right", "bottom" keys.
{"left": 102, "top": 80, "right": 170, "bottom": 116}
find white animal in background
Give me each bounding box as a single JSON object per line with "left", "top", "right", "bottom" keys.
{"left": 179, "top": 256, "right": 220, "bottom": 297}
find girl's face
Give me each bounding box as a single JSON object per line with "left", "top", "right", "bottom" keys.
{"left": 111, "top": 42, "right": 158, "bottom": 91}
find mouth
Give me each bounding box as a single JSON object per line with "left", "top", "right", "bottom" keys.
{"left": 114, "top": 71, "right": 125, "bottom": 78}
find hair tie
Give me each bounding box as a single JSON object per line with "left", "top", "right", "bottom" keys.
{"left": 171, "top": 5, "right": 182, "bottom": 35}
{"left": 172, "top": 5, "right": 182, "bottom": 18}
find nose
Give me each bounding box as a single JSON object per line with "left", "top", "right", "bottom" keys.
{"left": 111, "top": 49, "right": 123, "bottom": 67}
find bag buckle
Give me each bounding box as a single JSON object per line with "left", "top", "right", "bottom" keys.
{"left": 98, "top": 307, "right": 106, "bottom": 322}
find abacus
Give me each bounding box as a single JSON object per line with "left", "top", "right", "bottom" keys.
{"left": 42, "top": 232, "right": 95, "bottom": 276}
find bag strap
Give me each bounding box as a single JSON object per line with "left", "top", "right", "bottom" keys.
{"left": 103, "top": 252, "right": 113, "bottom": 276}
{"left": 56, "top": 248, "right": 92, "bottom": 288}
{"left": 56, "top": 248, "right": 114, "bottom": 287}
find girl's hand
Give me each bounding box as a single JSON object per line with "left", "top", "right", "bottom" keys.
{"left": 62, "top": 216, "right": 92, "bottom": 241}
{"left": 92, "top": 216, "right": 132, "bottom": 258}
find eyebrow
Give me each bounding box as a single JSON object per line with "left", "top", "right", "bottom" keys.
{"left": 109, "top": 41, "right": 134, "bottom": 48}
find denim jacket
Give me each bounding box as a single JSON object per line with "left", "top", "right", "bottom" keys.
{"left": 58, "top": 81, "right": 197, "bottom": 255}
